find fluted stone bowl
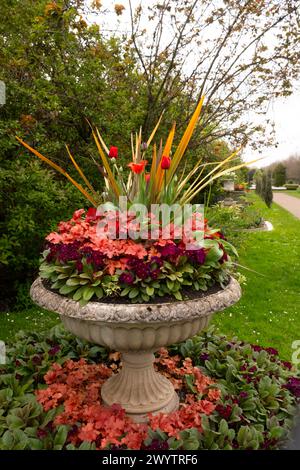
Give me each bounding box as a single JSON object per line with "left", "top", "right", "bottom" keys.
{"left": 31, "top": 276, "right": 241, "bottom": 422}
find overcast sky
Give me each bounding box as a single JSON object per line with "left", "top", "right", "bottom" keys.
{"left": 90, "top": 1, "right": 300, "bottom": 168}
{"left": 243, "top": 91, "right": 300, "bottom": 168}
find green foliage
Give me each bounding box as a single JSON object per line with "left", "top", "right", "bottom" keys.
{"left": 0, "top": 159, "right": 85, "bottom": 306}
{"left": 40, "top": 255, "right": 120, "bottom": 306}
{"left": 284, "top": 184, "right": 299, "bottom": 190}
{"left": 273, "top": 163, "right": 286, "bottom": 187}
{"left": 207, "top": 201, "right": 264, "bottom": 235}
{"left": 172, "top": 327, "right": 299, "bottom": 450}
{"left": 255, "top": 170, "right": 273, "bottom": 208}
{"left": 263, "top": 171, "right": 273, "bottom": 208}
{"left": 0, "top": 325, "right": 298, "bottom": 450}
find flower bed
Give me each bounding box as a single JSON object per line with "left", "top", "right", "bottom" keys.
{"left": 0, "top": 326, "right": 299, "bottom": 450}
{"left": 40, "top": 208, "right": 236, "bottom": 305}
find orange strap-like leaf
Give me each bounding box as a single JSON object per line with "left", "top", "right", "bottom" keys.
{"left": 93, "top": 129, "right": 121, "bottom": 198}
{"left": 167, "top": 96, "right": 205, "bottom": 183}
{"left": 66, "top": 145, "right": 98, "bottom": 197}
{"left": 16, "top": 136, "right": 97, "bottom": 206}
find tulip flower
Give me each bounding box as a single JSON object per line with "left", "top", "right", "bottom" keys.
{"left": 161, "top": 155, "right": 171, "bottom": 170}
{"left": 108, "top": 146, "right": 118, "bottom": 158}
{"left": 145, "top": 173, "right": 151, "bottom": 183}
{"left": 128, "top": 160, "right": 148, "bottom": 174}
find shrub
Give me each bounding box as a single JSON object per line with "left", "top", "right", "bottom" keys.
{"left": 262, "top": 171, "right": 273, "bottom": 208}
{"left": 284, "top": 184, "right": 299, "bottom": 190}
{"left": 255, "top": 170, "right": 273, "bottom": 208}
{"left": 0, "top": 326, "right": 299, "bottom": 450}
{"left": 273, "top": 163, "right": 286, "bottom": 187}
{"left": 207, "top": 202, "right": 263, "bottom": 235}
{"left": 0, "top": 159, "right": 85, "bottom": 308}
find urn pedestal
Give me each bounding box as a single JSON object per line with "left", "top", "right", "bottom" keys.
{"left": 30, "top": 277, "right": 241, "bottom": 422}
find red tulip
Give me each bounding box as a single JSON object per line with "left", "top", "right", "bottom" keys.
{"left": 86, "top": 207, "right": 97, "bottom": 221}
{"left": 145, "top": 173, "right": 151, "bottom": 183}
{"left": 128, "top": 160, "right": 148, "bottom": 174}
{"left": 108, "top": 146, "right": 118, "bottom": 158}
{"left": 161, "top": 155, "right": 171, "bottom": 170}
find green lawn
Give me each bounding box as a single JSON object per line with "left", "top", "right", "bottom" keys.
{"left": 1, "top": 194, "right": 299, "bottom": 360}
{"left": 212, "top": 193, "right": 300, "bottom": 360}
{"left": 0, "top": 307, "right": 60, "bottom": 342}
{"left": 274, "top": 190, "right": 300, "bottom": 199}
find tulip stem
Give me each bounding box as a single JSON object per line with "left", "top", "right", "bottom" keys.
{"left": 164, "top": 171, "right": 167, "bottom": 202}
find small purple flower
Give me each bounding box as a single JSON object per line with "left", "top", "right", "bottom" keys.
{"left": 150, "top": 268, "right": 161, "bottom": 280}
{"left": 186, "top": 248, "right": 206, "bottom": 265}
{"left": 49, "top": 345, "right": 60, "bottom": 356}
{"left": 119, "top": 272, "right": 135, "bottom": 285}
{"left": 282, "top": 361, "right": 292, "bottom": 370}
{"left": 150, "top": 256, "right": 163, "bottom": 268}
{"left": 160, "top": 243, "right": 180, "bottom": 259}
{"left": 216, "top": 404, "right": 232, "bottom": 419}
{"left": 251, "top": 345, "right": 263, "bottom": 352}
{"left": 141, "top": 142, "right": 148, "bottom": 151}
{"left": 32, "top": 355, "right": 42, "bottom": 365}
{"left": 200, "top": 353, "right": 210, "bottom": 361}
{"left": 265, "top": 347, "right": 279, "bottom": 356}
{"left": 142, "top": 439, "right": 169, "bottom": 450}
{"left": 239, "top": 391, "right": 248, "bottom": 399}
{"left": 76, "top": 260, "right": 83, "bottom": 273}
{"left": 284, "top": 377, "right": 300, "bottom": 398}
{"left": 37, "top": 428, "right": 48, "bottom": 440}
{"left": 262, "top": 438, "right": 277, "bottom": 449}
{"left": 249, "top": 365, "right": 257, "bottom": 373}
{"left": 57, "top": 242, "right": 81, "bottom": 263}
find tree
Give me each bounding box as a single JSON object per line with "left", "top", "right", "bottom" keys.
{"left": 285, "top": 155, "right": 300, "bottom": 183}
{"left": 273, "top": 163, "right": 286, "bottom": 186}
{"left": 256, "top": 169, "right": 273, "bottom": 207}
{"left": 264, "top": 171, "right": 273, "bottom": 208}
{"left": 0, "top": 0, "right": 147, "bottom": 306}
{"left": 126, "top": 0, "right": 300, "bottom": 150}
{"left": 254, "top": 170, "right": 263, "bottom": 197}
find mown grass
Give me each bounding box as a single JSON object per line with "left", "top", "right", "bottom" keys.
{"left": 212, "top": 193, "right": 300, "bottom": 360}
{"left": 274, "top": 190, "right": 300, "bottom": 199}
{"left": 0, "top": 307, "right": 60, "bottom": 342}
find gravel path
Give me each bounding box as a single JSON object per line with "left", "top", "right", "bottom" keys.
{"left": 273, "top": 192, "right": 300, "bottom": 219}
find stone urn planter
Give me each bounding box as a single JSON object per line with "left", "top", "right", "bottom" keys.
{"left": 223, "top": 179, "right": 235, "bottom": 192}
{"left": 31, "top": 277, "right": 241, "bottom": 422}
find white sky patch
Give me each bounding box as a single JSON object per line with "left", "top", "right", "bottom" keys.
{"left": 244, "top": 90, "right": 300, "bottom": 167}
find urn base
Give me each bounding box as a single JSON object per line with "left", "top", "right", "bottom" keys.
{"left": 101, "top": 351, "right": 179, "bottom": 422}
